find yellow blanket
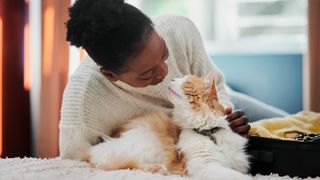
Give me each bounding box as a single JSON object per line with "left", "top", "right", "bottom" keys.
{"left": 249, "top": 111, "right": 320, "bottom": 140}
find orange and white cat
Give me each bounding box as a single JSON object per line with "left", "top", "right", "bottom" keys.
{"left": 169, "top": 75, "right": 250, "bottom": 179}
{"left": 88, "top": 75, "right": 250, "bottom": 179}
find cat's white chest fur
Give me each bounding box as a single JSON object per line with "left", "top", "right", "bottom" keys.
{"left": 177, "top": 121, "right": 249, "bottom": 175}
{"left": 175, "top": 118, "right": 251, "bottom": 180}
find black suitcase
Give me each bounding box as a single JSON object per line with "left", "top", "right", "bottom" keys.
{"left": 247, "top": 136, "right": 320, "bottom": 178}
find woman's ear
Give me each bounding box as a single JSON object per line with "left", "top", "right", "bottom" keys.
{"left": 100, "top": 67, "right": 119, "bottom": 82}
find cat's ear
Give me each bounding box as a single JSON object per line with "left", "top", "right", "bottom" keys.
{"left": 204, "top": 72, "right": 219, "bottom": 100}
{"left": 203, "top": 72, "right": 214, "bottom": 91}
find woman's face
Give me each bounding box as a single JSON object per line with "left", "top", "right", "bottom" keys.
{"left": 102, "top": 31, "right": 169, "bottom": 87}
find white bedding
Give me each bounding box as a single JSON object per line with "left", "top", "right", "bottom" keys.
{"left": 0, "top": 158, "right": 317, "bottom": 180}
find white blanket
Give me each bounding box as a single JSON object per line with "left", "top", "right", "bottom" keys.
{"left": 0, "top": 158, "right": 317, "bottom": 180}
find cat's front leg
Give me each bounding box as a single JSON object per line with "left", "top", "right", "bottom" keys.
{"left": 177, "top": 129, "right": 217, "bottom": 175}
{"left": 141, "top": 164, "right": 168, "bottom": 175}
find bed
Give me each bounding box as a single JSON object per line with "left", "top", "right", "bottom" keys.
{"left": 0, "top": 157, "right": 318, "bottom": 180}
{"left": 2, "top": 112, "right": 319, "bottom": 180}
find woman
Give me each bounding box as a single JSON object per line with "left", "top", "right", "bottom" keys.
{"left": 60, "top": 0, "right": 286, "bottom": 160}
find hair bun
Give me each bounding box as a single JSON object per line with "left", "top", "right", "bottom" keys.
{"left": 105, "top": 0, "right": 125, "bottom": 13}
{"left": 90, "top": 0, "right": 125, "bottom": 31}
{"left": 66, "top": 0, "right": 125, "bottom": 47}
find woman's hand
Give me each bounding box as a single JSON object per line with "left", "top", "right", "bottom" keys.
{"left": 225, "top": 107, "right": 250, "bottom": 137}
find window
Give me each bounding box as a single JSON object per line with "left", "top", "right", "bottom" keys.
{"left": 127, "top": 0, "right": 307, "bottom": 54}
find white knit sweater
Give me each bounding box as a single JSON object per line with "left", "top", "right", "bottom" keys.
{"left": 59, "top": 15, "right": 232, "bottom": 160}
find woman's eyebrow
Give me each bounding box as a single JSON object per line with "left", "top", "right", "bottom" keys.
{"left": 162, "top": 38, "right": 169, "bottom": 59}
{"left": 162, "top": 38, "right": 166, "bottom": 55}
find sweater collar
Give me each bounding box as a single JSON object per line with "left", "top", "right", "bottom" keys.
{"left": 113, "top": 80, "right": 164, "bottom": 94}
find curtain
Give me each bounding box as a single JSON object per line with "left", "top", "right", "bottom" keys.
{"left": 37, "top": 0, "right": 70, "bottom": 158}
{"left": 0, "top": 0, "right": 31, "bottom": 157}
{"left": 307, "top": 0, "right": 320, "bottom": 112}
{"left": 0, "top": 0, "right": 3, "bottom": 157}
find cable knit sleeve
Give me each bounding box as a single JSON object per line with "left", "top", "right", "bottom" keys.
{"left": 59, "top": 59, "right": 112, "bottom": 160}
{"left": 180, "top": 17, "right": 233, "bottom": 108}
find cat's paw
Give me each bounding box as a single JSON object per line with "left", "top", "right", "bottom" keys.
{"left": 144, "top": 164, "right": 168, "bottom": 175}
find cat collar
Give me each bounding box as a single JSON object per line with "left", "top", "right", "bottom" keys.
{"left": 193, "top": 127, "right": 222, "bottom": 143}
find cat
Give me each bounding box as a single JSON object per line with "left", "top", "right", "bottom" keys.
{"left": 87, "top": 75, "right": 250, "bottom": 179}
{"left": 169, "top": 75, "right": 250, "bottom": 180}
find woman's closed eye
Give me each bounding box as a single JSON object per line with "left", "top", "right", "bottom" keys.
{"left": 138, "top": 70, "right": 153, "bottom": 80}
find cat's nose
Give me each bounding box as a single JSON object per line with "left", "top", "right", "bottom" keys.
{"left": 171, "top": 79, "right": 176, "bottom": 81}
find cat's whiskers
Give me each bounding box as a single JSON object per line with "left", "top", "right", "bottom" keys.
{"left": 168, "top": 86, "right": 183, "bottom": 99}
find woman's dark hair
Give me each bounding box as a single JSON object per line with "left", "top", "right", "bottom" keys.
{"left": 66, "top": 0, "right": 154, "bottom": 73}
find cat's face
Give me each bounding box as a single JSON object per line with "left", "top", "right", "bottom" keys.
{"left": 168, "top": 75, "right": 225, "bottom": 115}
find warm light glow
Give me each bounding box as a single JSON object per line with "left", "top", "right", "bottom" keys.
{"left": 24, "top": 23, "right": 31, "bottom": 90}
{"left": 0, "top": 17, "right": 3, "bottom": 156}
{"left": 79, "top": 48, "right": 85, "bottom": 61}
{"left": 43, "top": 6, "right": 55, "bottom": 76}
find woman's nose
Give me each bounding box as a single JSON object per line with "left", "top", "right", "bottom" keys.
{"left": 155, "top": 63, "right": 168, "bottom": 79}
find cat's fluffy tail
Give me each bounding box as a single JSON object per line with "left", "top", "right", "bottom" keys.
{"left": 86, "top": 139, "right": 140, "bottom": 171}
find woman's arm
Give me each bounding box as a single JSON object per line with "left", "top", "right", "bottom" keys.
{"left": 59, "top": 66, "right": 111, "bottom": 160}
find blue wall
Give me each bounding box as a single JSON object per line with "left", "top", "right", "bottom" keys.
{"left": 211, "top": 54, "right": 303, "bottom": 114}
